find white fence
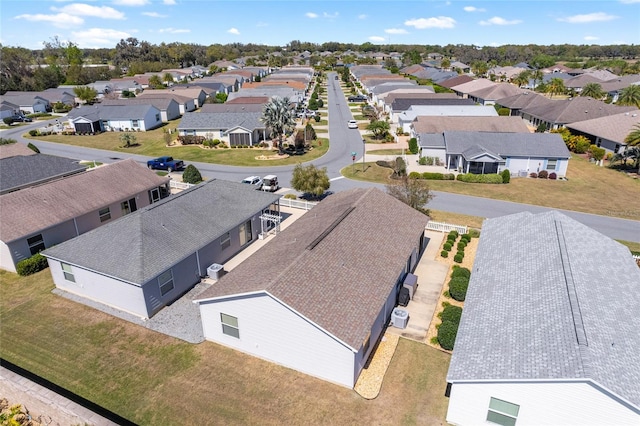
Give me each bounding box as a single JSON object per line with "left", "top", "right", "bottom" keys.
{"left": 169, "top": 180, "right": 194, "bottom": 191}
{"left": 426, "top": 221, "right": 468, "bottom": 234}
{"left": 278, "top": 197, "right": 318, "bottom": 211}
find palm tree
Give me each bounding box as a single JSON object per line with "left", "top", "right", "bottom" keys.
{"left": 617, "top": 85, "right": 640, "bottom": 108}
{"left": 513, "top": 71, "right": 531, "bottom": 88}
{"left": 148, "top": 74, "right": 164, "bottom": 89}
{"left": 580, "top": 83, "right": 605, "bottom": 99}
{"left": 531, "top": 69, "right": 543, "bottom": 90}
{"left": 261, "top": 96, "right": 296, "bottom": 155}
{"left": 624, "top": 123, "right": 640, "bottom": 147}
{"left": 546, "top": 78, "right": 566, "bottom": 99}
{"left": 163, "top": 72, "right": 175, "bottom": 86}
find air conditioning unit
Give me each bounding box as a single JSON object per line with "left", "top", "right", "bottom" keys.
{"left": 391, "top": 308, "right": 409, "bottom": 329}
{"left": 207, "top": 263, "right": 225, "bottom": 280}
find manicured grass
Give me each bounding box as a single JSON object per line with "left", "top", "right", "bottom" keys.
{"left": 618, "top": 239, "right": 640, "bottom": 253}
{"left": 367, "top": 149, "right": 405, "bottom": 156}
{"left": 429, "top": 210, "right": 485, "bottom": 229}
{"left": 27, "top": 121, "right": 329, "bottom": 167}
{"left": 341, "top": 156, "right": 640, "bottom": 219}
{"left": 0, "top": 270, "right": 450, "bottom": 425}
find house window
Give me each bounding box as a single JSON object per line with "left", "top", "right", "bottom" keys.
{"left": 546, "top": 159, "right": 557, "bottom": 170}
{"left": 27, "top": 234, "right": 45, "bottom": 255}
{"left": 155, "top": 113, "right": 160, "bottom": 121}
{"left": 99, "top": 207, "right": 111, "bottom": 222}
{"left": 121, "top": 198, "right": 137, "bottom": 215}
{"left": 239, "top": 220, "right": 252, "bottom": 246}
{"left": 61, "top": 263, "right": 75, "bottom": 283}
{"left": 487, "top": 397, "right": 520, "bottom": 426}
{"left": 158, "top": 269, "right": 174, "bottom": 296}
{"left": 132, "top": 119, "right": 139, "bottom": 128}
{"left": 149, "top": 188, "right": 160, "bottom": 204}
{"left": 220, "top": 232, "right": 231, "bottom": 250}
{"left": 220, "top": 313, "right": 239, "bottom": 338}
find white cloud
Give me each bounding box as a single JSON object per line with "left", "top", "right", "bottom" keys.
{"left": 157, "top": 27, "right": 190, "bottom": 33}
{"left": 14, "top": 13, "right": 84, "bottom": 28}
{"left": 557, "top": 12, "right": 618, "bottom": 24}
{"left": 227, "top": 27, "right": 240, "bottom": 35}
{"left": 385, "top": 28, "right": 408, "bottom": 35}
{"left": 358, "top": 14, "right": 368, "bottom": 20}
{"left": 369, "top": 36, "right": 385, "bottom": 42}
{"left": 404, "top": 16, "right": 456, "bottom": 29}
{"left": 584, "top": 35, "right": 599, "bottom": 41}
{"left": 163, "top": 0, "right": 177, "bottom": 4}
{"left": 71, "top": 28, "right": 131, "bottom": 47}
{"left": 464, "top": 6, "right": 485, "bottom": 12}
{"left": 479, "top": 16, "right": 523, "bottom": 26}
{"left": 322, "top": 12, "right": 339, "bottom": 19}
{"left": 142, "top": 12, "right": 167, "bottom": 18}
{"left": 112, "top": 0, "right": 149, "bottom": 6}
{"left": 305, "top": 12, "right": 318, "bottom": 18}
{"left": 52, "top": 4, "right": 125, "bottom": 19}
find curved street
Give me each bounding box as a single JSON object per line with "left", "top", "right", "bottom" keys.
{"left": 2, "top": 73, "right": 639, "bottom": 243}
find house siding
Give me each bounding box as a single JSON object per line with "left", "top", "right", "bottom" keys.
{"left": 6, "top": 219, "right": 78, "bottom": 270}
{"left": 504, "top": 156, "right": 568, "bottom": 177}
{"left": 199, "top": 293, "right": 357, "bottom": 387}
{"left": 447, "top": 381, "right": 639, "bottom": 426}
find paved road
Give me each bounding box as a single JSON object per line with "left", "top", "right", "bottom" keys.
{"left": 3, "top": 78, "right": 639, "bottom": 243}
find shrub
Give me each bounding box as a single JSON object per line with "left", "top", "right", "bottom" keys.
{"left": 529, "top": 172, "right": 538, "bottom": 178}
{"left": 456, "top": 250, "right": 465, "bottom": 258}
{"left": 457, "top": 241, "right": 467, "bottom": 250}
{"left": 283, "top": 193, "right": 297, "bottom": 199}
{"left": 449, "top": 276, "right": 469, "bottom": 301}
{"left": 182, "top": 164, "right": 203, "bottom": 184}
{"left": 418, "top": 156, "right": 427, "bottom": 165}
{"left": 421, "top": 172, "right": 444, "bottom": 180}
{"left": 408, "top": 171, "right": 421, "bottom": 179}
{"left": 448, "top": 230, "right": 459, "bottom": 239}
{"left": 443, "top": 173, "right": 455, "bottom": 180}
{"left": 177, "top": 135, "right": 205, "bottom": 145}
{"left": 408, "top": 137, "right": 419, "bottom": 154}
{"left": 27, "top": 143, "right": 40, "bottom": 153}
{"left": 443, "top": 242, "right": 452, "bottom": 251}
{"left": 28, "top": 129, "right": 39, "bottom": 136}
{"left": 501, "top": 169, "right": 511, "bottom": 184}
{"left": 376, "top": 160, "right": 393, "bottom": 168}
{"left": 456, "top": 174, "right": 504, "bottom": 184}
{"left": 16, "top": 253, "right": 49, "bottom": 276}
{"left": 461, "top": 233, "right": 471, "bottom": 241}
{"left": 549, "top": 172, "right": 557, "bottom": 180}
{"left": 440, "top": 305, "right": 463, "bottom": 324}
{"left": 425, "top": 156, "right": 434, "bottom": 165}
{"left": 451, "top": 267, "right": 471, "bottom": 279}
{"left": 430, "top": 336, "right": 439, "bottom": 345}
{"left": 469, "top": 228, "right": 481, "bottom": 238}
{"left": 437, "top": 321, "right": 458, "bottom": 350}
{"left": 454, "top": 253, "right": 464, "bottom": 263}
{"left": 3, "top": 117, "right": 14, "bottom": 125}
{"left": 538, "top": 170, "right": 549, "bottom": 179}
{"left": 441, "top": 250, "right": 449, "bottom": 258}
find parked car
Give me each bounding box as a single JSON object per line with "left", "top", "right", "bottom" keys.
{"left": 10, "top": 115, "right": 32, "bottom": 122}
{"left": 147, "top": 156, "right": 184, "bottom": 172}
{"left": 241, "top": 176, "right": 263, "bottom": 189}
{"left": 262, "top": 175, "right": 279, "bottom": 192}
{"left": 347, "top": 120, "right": 358, "bottom": 129}
{"left": 348, "top": 95, "right": 367, "bottom": 102}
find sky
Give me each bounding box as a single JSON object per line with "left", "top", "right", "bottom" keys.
{"left": 1, "top": 0, "right": 639, "bottom": 50}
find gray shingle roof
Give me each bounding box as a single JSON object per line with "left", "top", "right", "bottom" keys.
{"left": 195, "top": 188, "right": 430, "bottom": 350}
{"left": 524, "top": 96, "right": 636, "bottom": 125}
{"left": 412, "top": 117, "right": 530, "bottom": 134}
{"left": 42, "top": 179, "right": 280, "bottom": 284}
{"left": 177, "top": 111, "right": 264, "bottom": 131}
{"left": 566, "top": 110, "right": 640, "bottom": 144}
{"left": 447, "top": 211, "right": 640, "bottom": 409}
{"left": 0, "top": 154, "right": 86, "bottom": 194}
{"left": 442, "top": 131, "right": 570, "bottom": 158}
{"left": 67, "top": 104, "right": 159, "bottom": 120}
{"left": 392, "top": 98, "right": 474, "bottom": 112}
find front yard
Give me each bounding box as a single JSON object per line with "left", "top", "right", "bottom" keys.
{"left": 0, "top": 269, "right": 451, "bottom": 425}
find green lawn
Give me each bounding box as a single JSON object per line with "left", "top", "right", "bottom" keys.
{"left": 0, "top": 270, "right": 451, "bottom": 425}
{"left": 368, "top": 149, "right": 405, "bottom": 156}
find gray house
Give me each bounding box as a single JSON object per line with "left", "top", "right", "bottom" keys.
{"left": 43, "top": 180, "right": 281, "bottom": 319}
{"left": 566, "top": 110, "right": 640, "bottom": 155}
{"left": 102, "top": 98, "right": 181, "bottom": 122}
{"left": 0, "top": 160, "right": 169, "bottom": 273}
{"left": 0, "top": 153, "right": 87, "bottom": 195}
{"left": 446, "top": 211, "right": 640, "bottom": 425}
{"left": 195, "top": 188, "right": 429, "bottom": 388}
{"left": 67, "top": 104, "right": 163, "bottom": 133}
{"left": 177, "top": 111, "right": 268, "bottom": 146}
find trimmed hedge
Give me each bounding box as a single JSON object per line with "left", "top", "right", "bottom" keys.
{"left": 451, "top": 267, "right": 471, "bottom": 279}
{"left": 441, "top": 250, "right": 448, "bottom": 258}
{"left": 437, "top": 320, "right": 458, "bottom": 350}
{"left": 457, "top": 241, "right": 467, "bottom": 250}
{"left": 456, "top": 173, "right": 504, "bottom": 184}
{"left": 501, "top": 169, "right": 511, "bottom": 184}
{"left": 448, "top": 230, "right": 459, "bottom": 239}
{"left": 440, "top": 305, "right": 463, "bottom": 324}
{"left": 461, "top": 233, "right": 471, "bottom": 241}
{"left": 449, "top": 276, "right": 469, "bottom": 301}
{"left": 453, "top": 254, "right": 464, "bottom": 263}
{"left": 419, "top": 172, "right": 456, "bottom": 180}
{"left": 443, "top": 242, "right": 452, "bottom": 251}
{"left": 16, "top": 253, "right": 48, "bottom": 276}
{"left": 408, "top": 171, "right": 421, "bottom": 179}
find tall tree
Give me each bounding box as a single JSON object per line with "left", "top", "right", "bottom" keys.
{"left": 546, "top": 78, "right": 566, "bottom": 98}
{"left": 261, "top": 96, "right": 296, "bottom": 155}
{"left": 617, "top": 85, "right": 640, "bottom": 108}
{"left": 73, "top": 86, "right": 97, "bottom": 104}
{"left": 580, "top": 83, "right": 605, "bottom": 99}
{"left": 624, "top": 124, "right": 640, "bottom": 147}
{"left": 513, "top": 70, "right": 531, "bottom": 88}
{"left": 290, "top": 164, "right": 330, "bottom": 198}
{"left": 385, "top": 177, "right": 433, "bottom": 215}
{"left": 148, "top": 74, "right": 164, "bottom": 89}
{"left": 366, "top": 120, "right": 390, "bottom": 140}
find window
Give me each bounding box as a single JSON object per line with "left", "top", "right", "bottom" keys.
{"left": 61, "top": 263, "right": 75, "bottom": 283}
{"left": 99, "top": 207, "right": 111, "bottom": 222}
{"left": 149, "top": 188, "right": 160, "bottom": 204}
{"left": 220, "top": 313, "right": 239, "bottom": 338}
{"left": 27, "top": 234, "right": 45, "bottom": 255}
{"left": 158, "top": 270, "right": 174, "bottom": 296}
{"left": 121, "top": 198, "right": 137, "bottom": 215}
{"left": 220, "top": 232, "right": 231, "bottom": 250}
{"left": 546, "top": 159, "right": 557, "bottom": 170}
{"left": 239, "top": 220, "right": 252, "bottom": 246}
{"left": 487, "top": 397, "right": 519, "bottom": 426}
{"left": 155, "top": 113, "right": 160, "bottom": 122}
{"left": 132, "top": 119, "right": 139, "bottom": 128}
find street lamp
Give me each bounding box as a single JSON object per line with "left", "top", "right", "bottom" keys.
{"left": 362, "top": 139, "right": 366, "bottom": 173}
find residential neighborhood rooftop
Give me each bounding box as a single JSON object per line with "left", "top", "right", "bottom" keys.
{"left": 0, "top": 154, "right": 87, "bottom": 195}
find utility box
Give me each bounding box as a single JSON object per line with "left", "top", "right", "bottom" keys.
{"left": 403, "top": 273, "right": 418, "bottom": 300}
{"left": 207, "top": 263, "right": 225, "bottom": 280}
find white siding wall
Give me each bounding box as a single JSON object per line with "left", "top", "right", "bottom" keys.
{"left": 0, "top": 242, "right": 16, "bottom": 272}
{"left": 420, "top": 147, "right": 447, "bottom": 164}
{"left": 504, "top": 157, "right": 569, "bottom": 177}
{"left": 199, "top": 294, "right": 356, "bottom": 387}
{"left": 47, "top": 259, "right": 148, "bottom": 317}
{"left": 447, "top": 381, "right": 639, "bottom": 426}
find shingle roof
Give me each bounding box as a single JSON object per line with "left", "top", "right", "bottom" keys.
{"left": 0, "top": 159, "right": 169, "bottom": 243}
{"left": 102, "top": 97, "right": 176, "bottom": 111}
{"left": 195, "top": 188, "right": 430, "bottom": 350}
{"left": 495, "top": 92, "right": 549, "bottom": 110}
{"left": 566, "top": 110, "right": 640, "bottom": 144}
{"left": 467, "top": 82, "right": 524, "bottom": 101}
{"left": 412, "top": 117, "right": 530, "bottom": 134}
{"left": 442, "top": 131, "right": 570, "bottom": 158}
{"left": 437, "top": 75, "right": 474, "bottom": 89}
{"left": 200, "top": 103, "right": 264, "bottom": 113}
{"left": 524, "top": 96, "right": 636, "bottom": 125}
{"left": 42, "top": 179, "right": 280, "bottom": 284}
{"left": 0, "top": 143, "right": 37, "bottom": 159}
{"left": 447, "top": 211, "right": 640, "bottom": 409}
{"left": 450, "top": 78, "right": 496, "bottom": 94}
{"left": 67, "top": 104, "right": 159, "bottom": 120}
{"left": 392, "top": 98, "right": 475, "bottom": 112}
{"left": 0, "top": 154, "right": 86, "bottom": 194}
{"left": 177, "top": 111, "right": 264, "bottom": 130}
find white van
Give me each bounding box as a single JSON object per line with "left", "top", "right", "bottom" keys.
{"left": 262, "top": 175, "right": 279, "bottom": 192}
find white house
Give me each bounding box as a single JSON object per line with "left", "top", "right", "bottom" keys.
{"left": 177, "top": 111, "right": 268, "bottom": 146}
{"left": 446, "top": 211, "right": 640, "bottom": 426}
{"left": 67, "top": 104, "right": 163, "bottom": 133}
{"left": 194, "top": 188, "right": 429, "bottom": 388}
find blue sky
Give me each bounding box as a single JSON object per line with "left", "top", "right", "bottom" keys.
{"left": 1, "top": 0, "right": 639, "bottom": 50}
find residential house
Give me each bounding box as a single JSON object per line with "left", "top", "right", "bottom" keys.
{"left": 0, "top": 94, "right": 50, "bottom": 114}
{"left": 177, "top": 111, "right": 267, "bottom": 146}
{"left": 0, "top": 153, "right": 86, "bottom": 195}
{"left": 466, "top": 83, "right": 524, "bottom": 106}
{"left": 141, "top": 87, "right": 207, "bottom": 108}
{"left": 136, "top": 92, "right": 196, "bottom": 114}
{"left": 0, "top": 159, "right": 169, "bottom": 273}
{"left": 398, "top": 105, "right": 498, "bottom": 134}
{"left": 67, "top": 104, "right": 163, "bottom": 133}
{"left": 378, "top": 91, "right": 458, "bottom": 113}
{"left": 194, "top": 188, "right": 429, "bottom": 388}
{"left": 0, "top": 143, "right": 37, "bottom": 159}
{"left": 42, "top": 179, "right": 280, "bottom": 319}
{"left": 437, "top": 75, "right": 475, "bottom": 89}
{"left": 391, "top": 98, "right": 475, "bottom": 123}
{"left": 600, "top": 74, "right": 640, "bottom": 103}
{"left": 418, "top": 131, "right": 569, "bottom": 176}
{"left": 446, "top": 211, "right": 640, "bottom": 426}
{"left": 566, "top": 110, "right": 640, "bottom": 155}
{"left": 102, "top": 97, "right": 181, "bottom": 122}
{"left": 449, "top": 78, "right": 496, "bottom": 99}
{"left": 0, "top": 100, "right": 20, "bottom": 119}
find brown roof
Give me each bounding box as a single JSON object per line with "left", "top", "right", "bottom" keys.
{"left": 496, "top": 92, "right": 549, "bottom": 110}
{"left": 200, "top": 103, "right": 264, "bottom": 113}
{"left": 0, "top": 143, "right": 36, "bottom": 159}
{"left": 225, "top": 96, "right": 269, "bottom": 104}
{"left": 567, "top": 110, "right": 640, "bottom": 144}
{"left": 196, "top": 187, "right": 430, "bottom": 349}
{"left": 242, "top": 81, "right": 307, "bottom": 90}
{"left": 524, "top": 96, "right": 636, "bottom": 125}
{"left": 438, "top": 75, "right": 474, "bottom": 88}
{"left": 0, "top": 159, "right": 169, "bottom": 243}
{"left": 450, "top": 78, "right": 496, "bottom": 94}
{"left": 413, "top": 116, "right": 530, "bottom": 134}
{"left": 468, "top": 83, "right": 524, "bottom": 101}
{"left": 383, "top": 92, "right": 458, "bottom": 104}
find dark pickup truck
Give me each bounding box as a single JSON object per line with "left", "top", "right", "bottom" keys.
{"left": 147, "top": 156, "right": 184, "bottom": 172}
{"left": 348, "top": 95, "right": 368, "bottom": 102}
